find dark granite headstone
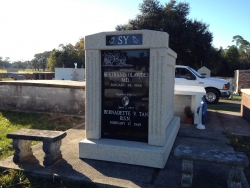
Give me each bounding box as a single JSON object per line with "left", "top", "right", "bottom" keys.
{"left": 101, "top": 50, "right": 149, "bottom": 142}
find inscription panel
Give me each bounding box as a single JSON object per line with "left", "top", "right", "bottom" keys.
{"left": 106, "top": 34, "right": 142, "bottom": 46}
{"left": 101, "top": 50, "right": 149, "bottom": 142}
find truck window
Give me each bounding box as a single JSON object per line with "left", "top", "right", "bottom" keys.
{"left": 188, "top": 67, "right": 204, "bottom": 78}
{"left": 176, "top": 68, "right": 195, "bottom": 80}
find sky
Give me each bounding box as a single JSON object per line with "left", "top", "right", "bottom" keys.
{"left": 0, "top": 0, "right": 249, "bottom": 62}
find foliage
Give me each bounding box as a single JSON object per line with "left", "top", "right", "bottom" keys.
{"left": 1, "top": 38, "right": 85, "bottom": 72}
{"left": 232, "top": 35, "right": 250, "bottom": 69}
{"left": 11, "top": 61, "right": 31, "bottom": 70}
{"left": 0, "top": 57, "right": 11, "bottom": 69}
{"left": 75, "top": 38, "right": 85, "bottom": 67}
{"left": 183, "top": 106, "right": 194, "bottom": 118}
{"left": 116, "top": 0, "right": 213, "bottom": 69}
{"left": 215, "top": 35, "right": 250, "bottom": 77}
{"left": 31, "top": 51, "right": 51, "bottom": 71}
{"left": 228, "top": 135, "right": 250, "bottom": 185}
{"left": 115, "top": 0, "right": 250, "bottom": 76}
{"left": 47, "top": 50, "right": 62, "bottom": 71}
{"left": 0, "top": 169, "right": 30, "bottom": 187}
{"left": 1, "top": 0, "right": 249, "bottom": 76}
{"left": 229, "top": 136, "right": 250, "bottom": 158}
{"left": 0, "top": 169, "right": 97, "bottom": 188}
{"left": 225, "top": 45, "right": 240, "bottom": 70}
{"left": 206, "top": 47, "right": 224, "bottom": 75}
{"left": 47, "top": 38, "right": 85, "bottom": 71}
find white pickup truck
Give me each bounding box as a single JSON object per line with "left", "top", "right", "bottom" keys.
{"left": 175, "top": 65, "right": 231, "bottom": 104}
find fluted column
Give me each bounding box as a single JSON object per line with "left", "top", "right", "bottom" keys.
{"left": 85, "top": 50, "right": 101, "bottom": 139}
{"left": 148, "top": 48, "right": 176, "bottom": 146}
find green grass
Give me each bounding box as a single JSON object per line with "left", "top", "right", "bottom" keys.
{"left": 229, "top": 95, "right": 242, "bottom": 100}
{"left": 207, "top": 104, "right": 241, "bottom": 112}
{"left": 18, "top": 70, "right": 44, "bottom": 73}
{"left": 0, "top": 69, "right": 6, "bottom": 73}
{"left": 0, "top": 78, "right": 13, "bottom": 81}
{"left": 207, "top": 97, "right": 241, "bottom": 113}
{"left": 0, "top": 69, "right": 49, "bottom": 74}
{"left": 0, "top": 169, "right": 97, "bottom": 188}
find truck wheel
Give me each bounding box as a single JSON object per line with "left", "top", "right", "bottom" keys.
{"left": 205, "top": 89, "right": 219, "bottom": 104}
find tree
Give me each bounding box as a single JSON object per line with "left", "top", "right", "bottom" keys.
{"left": 57, "top": 43, "right": 79, "bottom": 68}
{"left": 116, "top": 0, "right": 213, "bottom": 69}
{"left": 47, "top": 49, "right": 62, "bottom": 71}
{"left": 224, "top": 45, "right": 240, "bottom": 75}
{"left": 47, "top": 38, "right": 85, "bottom": 71}
{"left": 206, "top": 47, "right": 225, "bottom": 75}
{"left": 232, "top": 35, "right": 250, "bottom": 69}
{"left": 75, "top": 38, "right": 85, "bottom": 68}
{"left": 33, "top": 51, "right": 51, "bottom": 71}
{"left": 0, "top": 56, "right": 11, "bottom": 69}
{"left": 31, "top": 58, "right": 39, "bottom": 71}
{"left": 5, "top": 57, "right": 10, "bottom": 63}
{"left": 11, "top": 61, "right": 26, "bottom": 69}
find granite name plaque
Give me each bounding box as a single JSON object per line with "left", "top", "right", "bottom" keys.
{"left": 106, "top": 34, "right": 142, "bottom": 46}
{"left": 101, "top": 49, "right": 149, "bottom": 142}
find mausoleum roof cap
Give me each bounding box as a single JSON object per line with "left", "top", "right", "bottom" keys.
{"left": 85, "top": 30, "right": 172, "bottom": 50}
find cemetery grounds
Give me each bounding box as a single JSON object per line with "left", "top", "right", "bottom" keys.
{"left": 0, "top": 67, "right": 247, "bottom": 186}
{"left": 0, "top": 93, "right": 249, "bottom": 187}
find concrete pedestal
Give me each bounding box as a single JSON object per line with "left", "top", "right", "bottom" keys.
{"left": 79, "top": 117, "right": 179, "bottom": 168}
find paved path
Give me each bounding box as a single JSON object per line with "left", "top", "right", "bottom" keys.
{"left": 210, "top": 110, "right": 250, "bottom": 136}
{"left": 0, "top": 110, "right": 250, "bottom": 188}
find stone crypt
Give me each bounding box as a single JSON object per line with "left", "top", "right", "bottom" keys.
{"left": 79, "top": 30, "right": 180, "bottom": 168}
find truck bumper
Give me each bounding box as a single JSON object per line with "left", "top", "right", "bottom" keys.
{"left": 220, "top": 89, "right": 231, "bottom": 98}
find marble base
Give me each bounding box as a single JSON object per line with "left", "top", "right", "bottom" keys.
{"left": 79, "top": 117, "right": 180, "bottom": 169}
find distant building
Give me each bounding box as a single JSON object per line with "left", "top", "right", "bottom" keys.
{"left": 197, "top": 66, "right": 211, "bottom": 77}
{"left": 54, "top": 68, "right": 85, "bottom": 81}
{"left": 7, "top": 68, "right": 18, "bottom": 73}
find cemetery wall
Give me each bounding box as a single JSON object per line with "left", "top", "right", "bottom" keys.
{"left": 234, "top": 70, "right": 250, "bottom": 93}
{"left": 0, "top": 80, "right": 195, "bottom": 120}
{"left": 0, "top": 81, "right": 85, "bottom": 115}
{"left": 241, "top": 89, "right": 250, "bottom": 122}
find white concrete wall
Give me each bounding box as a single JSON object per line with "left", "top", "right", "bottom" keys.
{"left": 0, "top": 80, "right": 205, "bottom": 125}
{"left": 0, "top": 81, "right": 85, "bottom": 115}
{"left": 55, "top": 68, "right": 85, "bottom": 81}
{"left": 174, "top": 85, "right": 206, "bottom": 124}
